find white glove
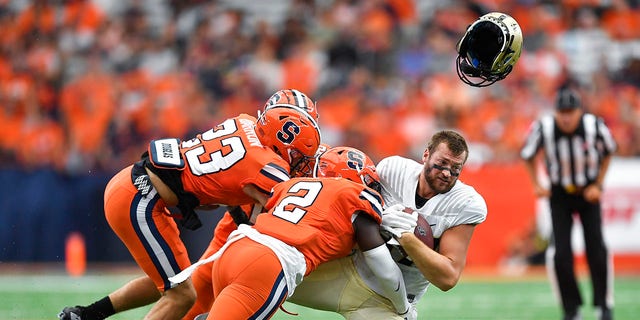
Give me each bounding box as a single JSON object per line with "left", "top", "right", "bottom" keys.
{"left": 399, "top": 303, "right": 418, "bottom": 320}
{"left": 381, "top": 204, "right": 418, "bottom": 239}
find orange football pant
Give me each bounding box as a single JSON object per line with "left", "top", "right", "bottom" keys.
{"left": 210, "top": 237, "right": 288, "bottom": 319}
{"left": 104, "top": 165, "right": 191, "bottom": 292}
{"left": 183, "top": 213, "right": 237, "bottom": 320}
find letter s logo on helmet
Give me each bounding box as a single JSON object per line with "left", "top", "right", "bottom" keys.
{"left": 346, "top": 150, "right": 365, "bottom": 171}
{"left": 256, "top": 106, "right": 321, "bottom": 177}
{"left": 277, "top": 121, "right": 301, "bottom": 144}
{"left": 456, "top": 12, "right": 523, "bottom": 87}
{"left": 313, "top": 146, "right": 382, "bottom": 194}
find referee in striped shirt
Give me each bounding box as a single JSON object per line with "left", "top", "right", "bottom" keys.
{"left": 521, "top": 86, "right": 616, "bottom": 320}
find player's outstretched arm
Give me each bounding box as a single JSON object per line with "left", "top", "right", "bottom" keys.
{"left": 398, "top": 224, "right": 475, "bottom": 291}
{"left": 354, "top": 213, "right": 411, "bottom": 315}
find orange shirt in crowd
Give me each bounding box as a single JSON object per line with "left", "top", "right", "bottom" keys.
{"left": 63, "top": 0, "right": 105, "bottom": 32}
{"left": 15, "top": 3, "right": 57, "bottom": 37}
{"left": 60, "top": 70, "right": 116, "bottom": 155}
{"left": 316, "top": 89, "right": 360, "bottom": 132}
{"left": 601, "top": 6, "right": 640, "bottom": 40}
{"left": 17, "top": 116, "right": 66, "bottom": 169}
{"left": 385, "top": 0, "right": 416, "bottom": 25}
{"left": 359, "top": 107, "right": 409, "bottom": 161}
{"left": 148, "top": 72, "right": 191, "bottom": 139}
{"left": 217, "top": 87, "right": 262, "bottom": 121}
{"left": 359, "top": 3, "right": 394, "bottom": 51}
{"left": 0, "top": 110, "right": 24, "bottom": 158}
{"left": 281, "top": 43, "right": 319, "bottom": 95}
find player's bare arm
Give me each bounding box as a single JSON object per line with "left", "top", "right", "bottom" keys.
{"left": 398, "top": 223, "right": 475, "bottom": 291}
{"left": 353, "top": 213, "right": 386, "bottom": 250}
{"left": 144, "top": 166, "right": 179, "bottom": 206}
{"left": 354, "top": 212, "right": 412, "bottom": 316}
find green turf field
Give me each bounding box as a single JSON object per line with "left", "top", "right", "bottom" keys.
{"left": 1, "top": 270, "right": 638, "bottom": 319}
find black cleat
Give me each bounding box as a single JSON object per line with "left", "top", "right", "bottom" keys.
{"left": 58, "top": 306, "right": 86, "bottom": 320}
{"left": 597, "top": 307, "right": 612, "bottom": 320}
{"left": 563, "top": 309, "right": 581, "bottom": 320}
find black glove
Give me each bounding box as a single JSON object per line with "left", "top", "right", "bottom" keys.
{"left": 179, "top": 209, "right": 202, "bottom": 230}
{"left": 228, "top": 206, "right": 252, "bottom": 226}
{"left": 176, "top": 193, "right": 202, "bottom": 230}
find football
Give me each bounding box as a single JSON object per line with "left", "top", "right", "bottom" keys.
{"left": 387, "top": 208, "right": 435, "bottom": 263}
{"left": 413, "top": 212, "right": 435, "bottom": 250}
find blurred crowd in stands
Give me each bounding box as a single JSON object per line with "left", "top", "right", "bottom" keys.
{"left": 1, "top": 0, "right": 640, "bottom": 175}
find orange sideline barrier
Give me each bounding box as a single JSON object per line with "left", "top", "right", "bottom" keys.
{"left": 459, "top": 163, "right": 536, "bottom": 267}
{"left": 459, "top": 163, "right": 640, "bottom": 274}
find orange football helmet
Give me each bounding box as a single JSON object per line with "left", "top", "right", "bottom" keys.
{"left": 261, "top": 89, "right": 319, "bottom": 129}
{"left": 291, "top": 143, "right": 331, "bottom": 178}
{"left": 314, "top": 146, "right": 382, "bottom": 193}
{"left": 256, "top": 107, "right": 321, "bottom": 177}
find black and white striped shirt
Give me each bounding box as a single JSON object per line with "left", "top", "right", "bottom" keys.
{"left": 520, "top": 113, "right": 617, "bottom": 188}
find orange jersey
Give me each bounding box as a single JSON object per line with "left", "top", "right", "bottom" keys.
{"left": 176, "top": 114, "right": 290, "bottom": 205}
{"left": 255, "top": 177, "right": 384, "bottom": 274}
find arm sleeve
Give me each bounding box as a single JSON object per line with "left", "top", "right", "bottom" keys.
{"left": 520, "top": 120, "right": 543, "bottom": 161}
{"left": 251, "top": 161, "right": 291, "bottom": 194}
{"left": 361, "top": 244, "right": 410, "bottom": 314}
{"left": 596, "top": 117, "right": 617, "bottom": 155}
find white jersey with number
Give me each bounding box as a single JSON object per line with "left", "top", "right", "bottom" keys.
{"left": 354, "top": 155, "right": 487, "bottom": 303}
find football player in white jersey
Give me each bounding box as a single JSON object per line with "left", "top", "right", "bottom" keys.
{"left": 288, "top": 130, "right": 488, "bottom": 319}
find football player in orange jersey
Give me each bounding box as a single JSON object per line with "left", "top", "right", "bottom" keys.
{"left": 170, "top": 146, "right": 413, "bottom": 319}
{"left": 58, "top": 90, "right": 321, "bottom": 320}
{"left": 182, "top": 143, "right": 330, "bottom": 320}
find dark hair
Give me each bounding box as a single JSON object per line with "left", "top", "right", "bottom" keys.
{"left": 427, "top": 130, "right": 469, "bottom": 163}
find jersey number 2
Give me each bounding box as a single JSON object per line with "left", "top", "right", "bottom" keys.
{"left": 272, "top": 181, "right": 322, "bottom": 224}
